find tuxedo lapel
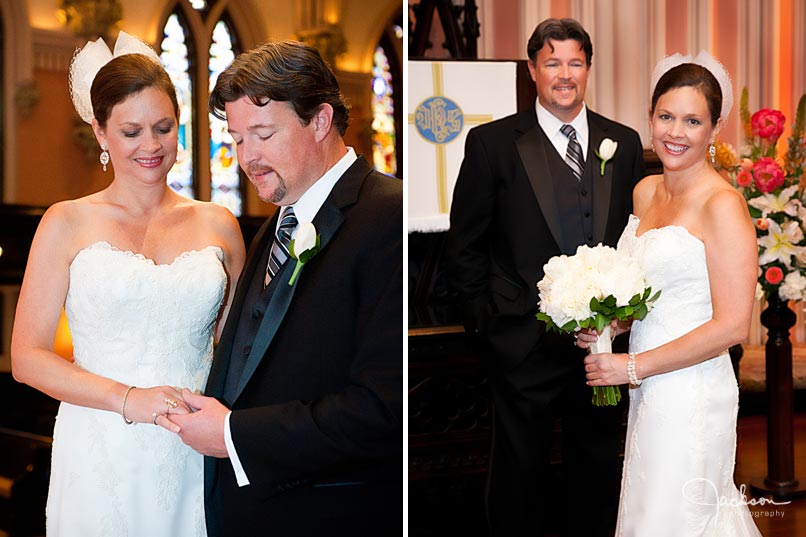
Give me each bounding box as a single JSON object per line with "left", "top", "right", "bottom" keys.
{"left": 515, "top": 110, "right": 564, "bottom": 249}
{"left": 588, "top": 112, "right": 614, "bottom": 244}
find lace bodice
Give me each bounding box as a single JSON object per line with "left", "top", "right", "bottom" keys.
{"left": 65, "top": 241, "right": 226, "bottom": 390}
{"left": 618, "top": 215, "right": 714, "bottom": 354}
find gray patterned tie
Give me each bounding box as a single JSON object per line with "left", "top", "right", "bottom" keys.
{"left": 560, "top": 124, "right": 585, "bottom": 182}
{"left": 265, "top": 206, "right": 298, "bottom": 287}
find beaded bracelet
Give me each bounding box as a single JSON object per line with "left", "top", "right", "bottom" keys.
{"left": 121, "top": 385, "right": 136, "bottom": 424}
{"left": 627, "top": 353, "right": 642, "bottom": 386}
{"left": 627, "top": 353, "right": 642, "bottom": 385}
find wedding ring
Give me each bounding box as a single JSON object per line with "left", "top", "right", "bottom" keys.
{"left": 164, "top": 397, "right": 178, "bottom": 408}
{"left": 152, "top": 412, "right": 160, "bottom": 425}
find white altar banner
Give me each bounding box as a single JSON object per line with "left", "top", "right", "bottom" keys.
{"left": 408, "top": 61, "right": 518, "bottom": 232}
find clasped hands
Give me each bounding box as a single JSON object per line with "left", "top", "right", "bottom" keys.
{"left": 575, "top": 319, "right": 631, "bottom": 387}
{"left": 124, "top": 385, "right": 229, "bottom": 457}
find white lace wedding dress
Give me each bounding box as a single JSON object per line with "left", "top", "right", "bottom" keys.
{"left": 615, "top": 216, "right": 761, "bottom": 536}
{"left": 46, "top": 241, "right": 227, "bottom": 537}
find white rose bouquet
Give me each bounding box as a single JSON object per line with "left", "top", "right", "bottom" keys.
{"left": 536, "top": 244, "right": 660, "bottom": 406}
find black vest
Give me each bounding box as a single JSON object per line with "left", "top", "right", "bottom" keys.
{"left": 221, "top": 236, "right": 277, "bottom": 404}
{"left": 539, "top": 127, "right": 595, "bottom": 254}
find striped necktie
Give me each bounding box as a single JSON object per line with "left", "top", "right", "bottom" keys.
{"left": 560, "top": 124, "right": 585, "bottom": 182}
{"left": 265, "top": 206, "right": 298, "bottom": 287}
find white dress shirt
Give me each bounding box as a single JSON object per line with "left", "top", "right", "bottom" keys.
{"left": 535, "top": 99, "right": 589, "bottom": 160}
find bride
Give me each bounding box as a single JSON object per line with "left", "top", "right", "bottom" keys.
{"left": 578, "top": 52, "right": 762, "bottom": 536}
{"left": 11, "top": 32, "right": 245, "bottom": 536}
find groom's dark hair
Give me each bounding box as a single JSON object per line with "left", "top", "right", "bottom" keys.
{"left": 209, "top": 40, "right": 351, "bottom": 136}
{"left": 527, "top": 18, "right": 593, "bottom": 66}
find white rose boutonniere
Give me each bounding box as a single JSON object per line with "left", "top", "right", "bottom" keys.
{"left": 595, "top": 138, "right": 618, "bottom": 176}
{"left": 288, "top": 221, "right": 321, "bottom": 286}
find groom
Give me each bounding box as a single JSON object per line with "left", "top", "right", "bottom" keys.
{"left": 446, "top": 18, "right": 645, "bottom": 537}
{"left": 168, "top": 40, "right": 402, "bottom": 536}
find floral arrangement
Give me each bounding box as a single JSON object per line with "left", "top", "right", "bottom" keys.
{"left": 715, "top": 88, "right": 806, "bottom": 301}
{"left": 536, "top": 244, "right": 660, "bottom": 406}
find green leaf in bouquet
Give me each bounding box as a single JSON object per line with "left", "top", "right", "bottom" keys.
{"left": 594, "top": 314, "right": 608, "bottom": 333}
{"left": 603, "top": 295, "right": 617, "bottom": 308}
{"left": 649, "top": 289, "right": 661, "bottom": 303}
{"left": 560, "top": 319, "right": 578, "bottom": 332}
{"left": 641, "top": 287, "right": 651, "bottom": 301}
{"left": 629, "top": 293, "right": 641, "bottom": 307}
{"left": 535, "top": 312, "right": 557, "bottom": 332}
{"left": 621, "top": 305, "right": 634, "bottom": 317}
{"left": 633, "top": 303, "right": 649, "bottom": 320}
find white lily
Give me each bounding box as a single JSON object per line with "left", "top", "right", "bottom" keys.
{"left": 747, "top": 185, "right": 802, "bottom": 218}
{"left": 595, "top": 138, "right": 618, "bottom": 176}
{"left": 758, "top": 219, "right": 806, "bottom": 269}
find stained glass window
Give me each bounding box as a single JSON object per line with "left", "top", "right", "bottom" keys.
{"left": 209, "top": 20, "right": 241, "bottom": 216}
{"left": 160, "top": 13, "right": 194, "bottom": 200}
{"left": 190, "top": 0, "right": 206, "bottom": 9}
{"left": 371, "top": 45, "right": 396, "bottom": 175}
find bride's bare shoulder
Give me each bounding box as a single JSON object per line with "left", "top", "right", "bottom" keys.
{"left": 633, "top": 174, "right": 663, "bottom": 216}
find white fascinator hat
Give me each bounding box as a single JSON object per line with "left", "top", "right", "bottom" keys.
{"left": 69, "top": 31, "right": 162, "bottom": 124}
{"left": 650, "top": 50, "right": 734, "bottom": 123}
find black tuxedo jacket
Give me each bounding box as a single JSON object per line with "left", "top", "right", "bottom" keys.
{"left": 203, "top": 156, "right": 403, "bottom": 536}
{"left": 447, "top": 107, "right": 645, "bottom": 370}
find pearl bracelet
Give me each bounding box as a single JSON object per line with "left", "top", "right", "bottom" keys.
{"left": 627, "top": 353, "right": 642, "bottom": 386}
{"left": 121, "top": 385, "right": 136, "bottom": 424}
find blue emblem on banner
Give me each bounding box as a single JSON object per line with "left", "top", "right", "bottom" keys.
{"left": 415, "top": 96, "right": 463, "bottom": 144}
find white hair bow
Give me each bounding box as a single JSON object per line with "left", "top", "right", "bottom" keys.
{"left": 650, "top": 50, "right": 734, "bottom": 122}
{"left": 69, "top": 31, "right": 162, "bottom": 124}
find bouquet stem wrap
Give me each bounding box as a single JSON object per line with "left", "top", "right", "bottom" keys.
{"left": 586, "top": 325, "right": 621, "bottom": 406}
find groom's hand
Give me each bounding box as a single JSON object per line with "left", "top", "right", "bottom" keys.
{"left": 167, "top": 388, "right": 229, "bottom": 458}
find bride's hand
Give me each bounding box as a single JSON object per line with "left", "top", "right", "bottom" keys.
{"left": 122, "top": 385, "right": 192, "bottom": 426}
{"left": 575, "top": 319, "right": 633, "bottom": 350}
{"left": 584, "top": 352, "right": 629, "bottom": 386}
{"left": 574, "top": 327, "right": 599, "bottom": 350}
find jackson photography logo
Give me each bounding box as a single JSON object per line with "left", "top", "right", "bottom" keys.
{"left": 682, "top": 478, "right": 789, "bottom": 519}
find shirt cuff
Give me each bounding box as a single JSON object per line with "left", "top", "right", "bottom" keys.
{"left": 224, "top": 411, "right": 250, "bottom": 487}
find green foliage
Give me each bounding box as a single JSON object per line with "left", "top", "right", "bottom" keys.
{"left": 536, "top": 288, "right": 661, "bottom": 333}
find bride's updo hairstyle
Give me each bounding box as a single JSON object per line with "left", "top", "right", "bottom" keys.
{"left": 90, "top": 54, "right": 179, "bottom": 128}
{"left": 650, "top": 63, "right": 722, "bottom": 127}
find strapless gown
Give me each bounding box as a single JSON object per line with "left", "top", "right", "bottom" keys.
{"left": 46, "top": 241, "right": 227, "bottom": 537}
{"left": 615, "top": 216, "right": 761, "bottom": 536}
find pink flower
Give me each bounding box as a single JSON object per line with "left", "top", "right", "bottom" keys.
{"left": 751, "top": 109, "right": 786, "bottom": 144}
{"left": 753, "top": 157, "right": 785, "bottom": 193}
{"left": 755, "top": 218, "right": 770, "bottom": 231}
{"left": 740, "top": 158, "right": 754, "bottom": 171}
{"left": 736, "top": 169, "right": 753, "bottom": 187}
{"left": 765, "top": 266, "right": 784, "bottom": 285}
